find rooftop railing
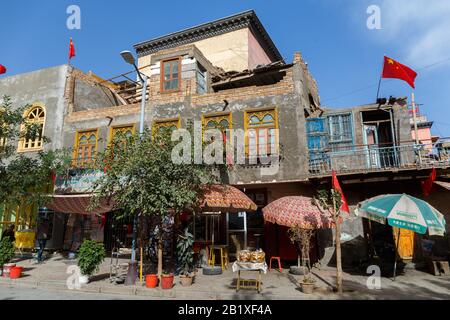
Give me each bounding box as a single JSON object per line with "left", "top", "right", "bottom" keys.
{"left": 309, "top": 143, "right": 450, "bottom": 176}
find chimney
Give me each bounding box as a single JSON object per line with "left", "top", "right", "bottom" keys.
{"left": 293, "top": 52, "right": 303, "bottom": 64}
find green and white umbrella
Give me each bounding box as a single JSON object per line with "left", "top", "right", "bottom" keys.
{"left": 356, "top": 194, "right": 446, "bottom": 236}
{"left": 356, "top": 194, "right": 446, "bottom": 280}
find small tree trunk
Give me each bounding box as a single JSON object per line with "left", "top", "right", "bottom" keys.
{"left": 157, "top": 239, "right": 163, "bottom": 279}
{"left": 335, "top": 217, "right": 343, "bottom": 294}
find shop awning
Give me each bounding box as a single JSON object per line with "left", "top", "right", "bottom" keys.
{"left": 434, "top": 180, "right": 450, "bottom": 191}
{"left": 198, "top": 184, "right": 257, "bottom": 213}
{"left": 46, "top": 194, "right": 115, "bottom": 215}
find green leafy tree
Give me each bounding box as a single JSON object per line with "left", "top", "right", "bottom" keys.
{"left": 91, "top": 127, "right": 218, "bottom": 278}
{"left": 0, "top": 237, "right": 15, "bottom": 267}
{"left": 0, "top": 95, "right": 71, "bottom": 213}
{"left": 313, "top": 189, "right": 344, "bottom": 294}
{"left": 77, "top": 240, "right": 106, "bottom": 276}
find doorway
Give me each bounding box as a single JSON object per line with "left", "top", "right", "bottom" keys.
{"left": 361, "top": 109, "right": 396, "bottom": 169}
{"left": 392, "top": 227, "right": 415, "bottom": 260}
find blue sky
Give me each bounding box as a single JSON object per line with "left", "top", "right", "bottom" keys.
{"left": 1, "top": 0, "right": 449, "bottom": 136}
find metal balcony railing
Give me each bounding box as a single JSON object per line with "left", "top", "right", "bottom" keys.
{"left": 309, "top": 143, "right": 450, "bottom": 176}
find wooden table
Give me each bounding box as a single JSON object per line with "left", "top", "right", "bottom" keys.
{"left": 232, "top": 261, "right": 267, "bottom": 293}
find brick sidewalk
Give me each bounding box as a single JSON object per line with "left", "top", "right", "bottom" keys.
{"left": 1, "top": 254, "right": 449, "bottom": 300}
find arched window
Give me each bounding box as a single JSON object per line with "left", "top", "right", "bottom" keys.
{"left": 153, "top": 118, "right": 180, "bottom": 136}
{"left": 74, "top": 130, "right": 98, "bottom": 166}
{"left": 202, "top": 113, "right": 232, "bottom": 143}
{"left": 18, "top": 105, "right": 46, "bottom": 151}
{"left": 245, "top": 109, "right": 278, "bottom": 156}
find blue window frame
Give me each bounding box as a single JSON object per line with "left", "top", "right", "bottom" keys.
{"left": 327, "top": 113, "right": 353, "bottom": 143}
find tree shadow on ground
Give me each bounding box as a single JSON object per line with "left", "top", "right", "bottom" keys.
{"left": 90, "top": 273, "right": 111, "bottom": 282}
{"left": 320, "top": 275, "right": 450, "bottom": 300}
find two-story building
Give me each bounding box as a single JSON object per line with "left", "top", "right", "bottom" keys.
{"left": 1, "top": 10, "right": 449, "bottom": 267}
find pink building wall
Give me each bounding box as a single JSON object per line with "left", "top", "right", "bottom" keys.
{"left": 412, "top": 127, "right": 433, "bottom": 151}
{"left": 248, "top": 29, "right": 273, "bottom": 70}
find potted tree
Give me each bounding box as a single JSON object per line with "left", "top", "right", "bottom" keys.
{"left": 0, "top": 237, "right": 15, "bottom": 277}
{"left": 77, "top": 239, "right": 106, "bottom": 284}
{"left": 161, "top": 272, "right": 174, "bottom": 289}
{"left": 288, "top": 226, "right": 316, "bottom": 294}
{"left": 177, "top": 227, "right": 195, "bottom": 287}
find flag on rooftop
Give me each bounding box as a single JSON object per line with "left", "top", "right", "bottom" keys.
{"left": 69, "top": 38, "right": 75, "bottom": 60}
{"left": 381, "top": 56, "right": 417, "bottom": 89}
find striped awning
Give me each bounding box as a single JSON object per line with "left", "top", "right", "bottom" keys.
{"left": 46, "top": 194, "right": 115, "bottom": 215}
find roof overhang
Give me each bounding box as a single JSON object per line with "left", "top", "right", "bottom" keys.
{"left": 133, "top": 10, "right": 283, "bottom": 63}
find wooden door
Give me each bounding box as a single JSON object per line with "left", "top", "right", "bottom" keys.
{"left": 392, "top": 227, "right": 415, "bottom": 260}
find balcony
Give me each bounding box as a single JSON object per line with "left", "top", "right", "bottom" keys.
{"left": 309, "top": 143, "right": 450, "bottom": 177}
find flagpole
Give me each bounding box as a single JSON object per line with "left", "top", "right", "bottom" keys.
{"left": 376, "top": 56, "right": 385, "bottom": 102}
{"left": 68, "top": 38, "right": 71, "bottom": 67}
{"left": 375, "top": 77, "right": 382, "bottom": 102}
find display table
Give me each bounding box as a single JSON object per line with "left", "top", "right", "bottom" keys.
{"left": 232, "top": 261, "right": 267, "bottom": 293}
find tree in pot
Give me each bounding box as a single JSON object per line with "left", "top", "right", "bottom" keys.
{"left": 0, "top": 237, "right": 15, "bottom": 276}
{"left": 288, "top": 226, "right": 316, "bottom": 294}
{"left": 313, "top": 189, "right": 344, "bottom": 294}
{"left": 77, "top": 240, "right": 106, "bottom": 284}
{"left": 176, "top": 227, "right": 195, "bottom": 287}
{"left": 90, "top": 127, "right": 218, "bottom": 286}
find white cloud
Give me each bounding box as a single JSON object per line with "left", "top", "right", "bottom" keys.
{"left": 380, "top": 0, "right": 450, "bottom": 67}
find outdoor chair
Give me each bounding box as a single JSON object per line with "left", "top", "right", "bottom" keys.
{"left": 269, "top": 256, "right": 282, "bottom": 272}
{"left": 208, "top": 245, "right": 229, "bottom": 271}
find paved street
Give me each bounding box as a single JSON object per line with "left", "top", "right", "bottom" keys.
{"left": 0, "top": 286, "right": 152, "bottom": 300}
{"left": 1, "top": 254, "right": 450, "bottom": 300}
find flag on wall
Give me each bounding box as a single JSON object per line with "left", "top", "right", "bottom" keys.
{"left": 421, "top": 167, "right": 436, "bottom": 197}
{"left": 0, "top": 64, "right": 6, "bottom": 75}
{"left": 381, "top": 56, "right": 417, "bottom": 89}
{"left": 69, "top": 38, "right": 76, "bottom": 60}
{"left": 332, "top": 170, "right": 350, "bottom": 214}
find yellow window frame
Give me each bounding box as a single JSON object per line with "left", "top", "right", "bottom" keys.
{"left": 152, "top": 117, "right": 181, "bottom": 136}
{"left": 17, "top": 103, "right": 46, "bottom": 152}
{"left": 201, "top": 112, "right": 232, "bottom": 142}
{"left": 108, "top": 124, "right": 136, "bottom": 146}
{"left": 73, "top": 129, "right": 99, "bottom": 167}
{"left": 244, "top": 107, "right": 279, "bottom": 156}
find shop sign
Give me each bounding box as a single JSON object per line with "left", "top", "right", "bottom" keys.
{"left": 54, "top": 169, "right": 104, "bottom": 194}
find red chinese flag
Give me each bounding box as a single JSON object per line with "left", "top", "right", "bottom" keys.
{"left": 382, "top": 56, "right": 417, "bottom": 89}
{"left": 421, "top": 167, "right": 436, "bottom": 197}
{"left": 332, "top": 170, "right": 350, "bottom": 214}
{"left": 0, "top": 64, "right": 6, "bottom": 75}
{"left": 69, "top": 38, "right": 75, "bottom": 59}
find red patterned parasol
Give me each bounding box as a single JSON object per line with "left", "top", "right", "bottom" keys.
{"left": 262, "top": 196, "right": 334, "bottom": 229}
{"left": 199, "top": 184, "right": 257, "bottom": 213}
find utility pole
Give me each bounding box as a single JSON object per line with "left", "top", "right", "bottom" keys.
{"left": 120, "top": 50, "right": 148, "bottom": 285}
{"left": 411, "top": 92, "right": 423, "bottom": 166}
{"left": 411, "top": 92, "right": 419, "bottom": 145}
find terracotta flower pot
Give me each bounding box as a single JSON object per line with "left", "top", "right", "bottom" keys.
{"left": 180, "top": 275, "right": 193, "bottom": 287}
{"left": 9, "top": 266, "right": 23, "bottom": 279}
{"left": 300, "top": 281, "right": 315, "bottom": 294}
{"left": 145, "top": 274, "right": 158, "bottom": 288}
{"left": 161, "top": 274, "right": 174, "bottom": 289}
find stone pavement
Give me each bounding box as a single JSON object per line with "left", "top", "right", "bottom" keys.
{"left": 0, "top": 253, "right": 449, "bottom": 300}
